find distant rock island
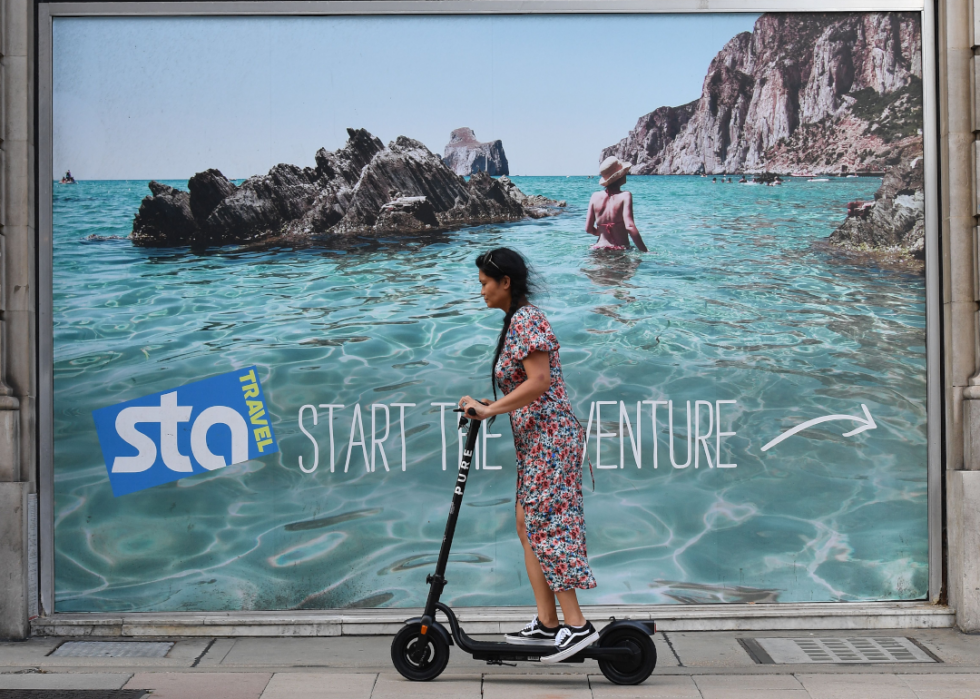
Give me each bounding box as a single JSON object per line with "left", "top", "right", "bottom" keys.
{"left": 601, "top": 12, "right": 924, "bottom": 262}
{"left": 131, "top": 128, "right": 561, "bottom": 249}
{"left": 442, "top": 128, "right": 509, "bottom": 176}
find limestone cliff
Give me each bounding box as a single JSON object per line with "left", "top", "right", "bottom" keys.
{"left": 602, "top": 13, "right": 923, "bottom": 176}
{"left": 442, "top": 128, "right": 510, "bottom": 176}
{"left": 602, "top": 102, "right": 698, "bottom": 175}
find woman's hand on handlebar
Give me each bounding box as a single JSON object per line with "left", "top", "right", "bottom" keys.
{"left": 458, "top": 396, "right": 493, "bottom": 420}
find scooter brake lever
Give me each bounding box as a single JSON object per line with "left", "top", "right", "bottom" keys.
{"left": 454, "top": 399, "right": 489, "bottom": 421}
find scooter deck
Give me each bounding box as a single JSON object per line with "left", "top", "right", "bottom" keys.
{"left": 461, "top": 634, "right": 633, "bottom": 664}
{"left": 434, "top": 603, "right": 652, "bottom": 664}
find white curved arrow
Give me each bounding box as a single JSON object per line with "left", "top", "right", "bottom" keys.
{"left": 761, "top": 404, "right": 876, "bottom": 452}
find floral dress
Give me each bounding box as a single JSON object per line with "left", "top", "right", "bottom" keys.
{"left": 496, "top": 305, "right": 597, "bottom": 592}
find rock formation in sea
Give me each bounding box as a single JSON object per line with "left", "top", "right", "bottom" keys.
{"left": 131, "top": 182, "right": 199, "bottom": 247}
{"left": 442, "top": 128, "right": 509, "bottom": 176}
{"left": 602, "top": 13, "right": 923, "bottom": 177}
{"left": 131, "top": 128, "right": 562, "bottom": 248}
{"left": 828, "top": 156, "right": 924, "bottom": 259}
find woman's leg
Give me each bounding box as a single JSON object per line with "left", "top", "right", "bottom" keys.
{"left": 555, "top": 589, "right": 586, "bottom": 627}
{"left": 516, "top": 502, "right": 559, "bottom": 627}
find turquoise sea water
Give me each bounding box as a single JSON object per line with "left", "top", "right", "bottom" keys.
{"left": 53, "top": 176, "right": 928, "bottom": 611}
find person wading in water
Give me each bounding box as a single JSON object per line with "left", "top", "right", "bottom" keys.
{"left": 585, "top": 157, "right": 648, "bottom": 252}
{"left": 457, "top": 247, "right": 599, "bottom": 663}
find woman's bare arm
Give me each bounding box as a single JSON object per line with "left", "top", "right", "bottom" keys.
{"left": 585, "top": 197, "right": 599, "bottom": 236}
{"left": 623, "top": 192, "right": 648, "bottom": 252}
{"left": 460, "top": 351, "right": 550, "bottom": 420}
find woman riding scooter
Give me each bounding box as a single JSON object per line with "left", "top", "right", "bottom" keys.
{"left": 457, "top": 247, "right": 598, "bottom": 664}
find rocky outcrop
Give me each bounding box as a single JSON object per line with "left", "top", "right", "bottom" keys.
{"left": 187, "top": 169, "right": 237, "bottom": 223}
{"left": 131, "top": 128, "right": 562, "bottom": 248}
{"left": 131, "top": 182, "right": 198, "bottom": 247}
{"left": 442, "top": 128, "right": 509, "bottom": 176}
{"left": 206, "top": 164, "right": 320, "bottom": 247}
{"left": 602, "top": 12, "right": 923, "bottom": 176}
{"left": 373, "top": 196, "right": 439, "bottom": 233}
{"left": 828, "top": 156, "right": 924, "bottom": 259}
{"left": 497, "top": 176, "right": 566, "bottom": 218}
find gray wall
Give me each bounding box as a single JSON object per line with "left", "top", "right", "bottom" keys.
{"left": 949, "top": 0, "right": 980, "bottom": 633}
{"left": 0, "top": 0, "right": 37, "bottom": 640}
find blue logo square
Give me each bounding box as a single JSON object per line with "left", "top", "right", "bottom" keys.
{"left": 92, "top": 366, "right": 278, "bottom": 496}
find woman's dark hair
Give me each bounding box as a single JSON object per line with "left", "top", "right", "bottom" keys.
{"left": 475, "top": 247, "right": 537, "bottom": 410}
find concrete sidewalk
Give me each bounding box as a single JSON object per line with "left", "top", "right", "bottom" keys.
{"left": 0, "top": 628, "right": 978, "bottom": 698}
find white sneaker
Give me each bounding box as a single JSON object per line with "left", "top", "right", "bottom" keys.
{"left": 541, "top": 621, "right": 600, "bottom": 663}
{"left": 503, "top": 616, "right": 561, "bottom": 646}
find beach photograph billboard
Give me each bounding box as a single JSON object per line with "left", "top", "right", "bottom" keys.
{"left": 51, "top": 12, "right": 928, "bottom": 612}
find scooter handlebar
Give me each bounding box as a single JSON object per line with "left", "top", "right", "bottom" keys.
{"left": 453, "top": 400, "right": 489, "bottom": 418}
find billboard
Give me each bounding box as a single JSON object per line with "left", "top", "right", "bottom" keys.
{"left": 52, "top": 12, "right": 928, "bottom": 612}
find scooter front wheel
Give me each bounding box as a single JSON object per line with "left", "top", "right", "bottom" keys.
{"left": 597, "top": 627, "right": 657, "bottom": 685}
{"left": 391, "top": 623, "right": 450, "bottom": 681}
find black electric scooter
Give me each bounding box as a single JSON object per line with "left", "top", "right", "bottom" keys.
{"left": 390, "top": 409, "right": 658, "bottom": 685}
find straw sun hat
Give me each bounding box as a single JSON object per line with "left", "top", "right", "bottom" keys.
{"left": 599, "top": 156, "right": 632, "bottom": 186}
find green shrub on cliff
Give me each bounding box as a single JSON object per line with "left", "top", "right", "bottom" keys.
{"left": 851, "top": 76, "right": 923, "bottom": 143}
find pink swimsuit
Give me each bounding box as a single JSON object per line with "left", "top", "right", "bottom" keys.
{"left": 592, "top": 222, "right": 628, "bottom": 250}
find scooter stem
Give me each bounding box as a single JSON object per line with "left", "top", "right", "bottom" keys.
{"left": 420, "top": 414, "right": 481, "bottom": 631}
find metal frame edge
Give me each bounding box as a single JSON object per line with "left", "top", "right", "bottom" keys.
{"left": 37, "top": 1, "right": 54, "bottom": 618}
{"left": 920, "top": 0, "right": 943, "bottom": 605}
{"left": 42, "top": 0, "right": 926, "bottom": 15}
{"left": 33, "top": 0, "right": 940, "bottom": 618}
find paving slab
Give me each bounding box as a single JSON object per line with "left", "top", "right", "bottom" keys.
{"left": 194, "top": 639, "right": 236, "bottom": 667}
{"left": 694, "top": 675, "right": 804, "bottom": 690}
{"left": 901, "top": 673, "right": 980, "bottom": 688}
{"left": 218, "top": 638, "right": 382, "bottom": 668}
{"left": 695, "top": 674, "right": 808, "bottom": 699}
{"left": 0, "top": 673, "right": 132, "bottom": 689}
{"left": 371, "top": 672, "right": 481, "bottom": 698}
{"left": 650, "top": 637, "right": 681, "bottom": 668}
{"left": 483, "top": 673, "right": 592, "bottom": 699}
{"left": 589, "top": 673, "right": 701, "bottom": 698}
{"left": 908, "top": 631, "right": 980, "bottom": 666}
{"left": 165, "top": 639, "right": 213, "bottom": 663}
{"left": 123, "top": 672, "right": 272, "bottom": 699}
{"left": 0, "top": 638, "right": 63, "bottom": 666}
{"left": 900, "top": 672, "right": 980, "bottom": 699}
{"left": 258, "top": 672, "right": 378, "bottom": 698}
{"left": 797, "top": 673, "right": 917, "bottom": 699}
{"left": 37, "top": 639, "right": 211, "bottom": 668}
{"left": 906, "top": 689, "right": 980, "bottom": 699}
{"left": 700, "top": 690, "right": 811, "bottom": 699}
{"left": 664, "top": 633, "right": 756, "bottom": 668}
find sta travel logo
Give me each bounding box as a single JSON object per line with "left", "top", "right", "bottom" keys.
{"left": 93, "top": 367, "right": 278, "bottom": 496}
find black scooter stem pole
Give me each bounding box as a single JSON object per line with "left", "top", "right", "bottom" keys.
{"left": 420, "top": 414, "right": 481, "bottom": 632}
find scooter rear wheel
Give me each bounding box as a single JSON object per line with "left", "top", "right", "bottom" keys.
{"left": 597, "top": 627, "right": 657, "bottom": 685}
{"left": 391, "top": 623, "right": 450, "bottom": 681}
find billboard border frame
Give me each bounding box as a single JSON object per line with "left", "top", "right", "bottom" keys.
{"left": 36, "top": 0, "right": 942, "bottom": 619}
